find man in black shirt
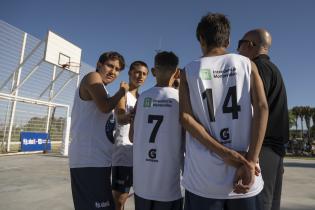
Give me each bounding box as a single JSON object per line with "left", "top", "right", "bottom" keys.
{"left": 238, "top": 29, "right": 289, "bottom": 210}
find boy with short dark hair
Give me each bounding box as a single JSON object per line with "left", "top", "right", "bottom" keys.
{"left": 112, "top": 60, "right": 149, "bottom": 210}
{"left": 69, "top": 51, "right": 128, "bottom": 210}
{"left": 130, "top": 51, "right": 184, "bottom": 210}
{"left": 180, "top": 13, "right": 268, "bottom": 210}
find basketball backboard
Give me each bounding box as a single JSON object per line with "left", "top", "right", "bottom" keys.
{"left": 44, "top": 31, "right": 82, "bottom": 74}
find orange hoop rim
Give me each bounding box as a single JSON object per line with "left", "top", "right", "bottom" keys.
{"left": 61, "top": 61, "right": 81, "bottom": 69}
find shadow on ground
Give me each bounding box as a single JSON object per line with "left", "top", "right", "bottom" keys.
{"left": 284, "top": 162, "right": 315, "bottom": 168}
{"left": 282, "top": 207, "right": 314, "bottom": 210}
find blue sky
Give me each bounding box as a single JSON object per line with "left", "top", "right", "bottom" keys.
{"left": 1, "top": 0, "right": 315, "bottom": 109}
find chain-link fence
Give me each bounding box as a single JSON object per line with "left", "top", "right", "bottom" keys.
{"left": 0, "top": 20, "right": 92, "bottom": 154}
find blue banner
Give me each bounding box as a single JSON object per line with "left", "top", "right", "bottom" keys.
{"left": 20, "top": 132, "right": 51, "bottom": 152}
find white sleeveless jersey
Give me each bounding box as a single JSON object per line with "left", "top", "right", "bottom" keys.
{"left": 69, "top": 85, "right": 115, "bottom": 168}
{"left": 182, "top": 54, "right": 264, "bottom": 199}
{"left": 112, "top": 91, "right": 137, "bottom": 166}
{"left": 133, "top": 87, "right": 184, "bottom": 201}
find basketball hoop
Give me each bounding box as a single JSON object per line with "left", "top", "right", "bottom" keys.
{"left": 61, "top": 63, "right": 70, "bottom": 69}
{"left": 61, "top": 62, "right": 81, "bottom": 71}
{"left": 61, "top": 61, "right": 81, "bottom": 69}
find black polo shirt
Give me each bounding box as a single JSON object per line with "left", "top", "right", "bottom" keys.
{"left": 253, "top": 54, "right": 289, "bottom": 157}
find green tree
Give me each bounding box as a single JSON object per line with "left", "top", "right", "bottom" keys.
{"left": 23, "top": 117, "right": 46, "bottom": 132}
{"left": 292, "top": 106, "right": 301, "bottom": 138}
{"left": 310, "top": 108, "right": 315, "bottom": 139}
{"left": 302, "top": 106, "right": 312, "bottom": 140}
{"left": 289, "top": 109, "right": 296, "bottom": 129}
{"left": 22, "top": 116, "right": 66, "bottom": 141}
{"left": 289, "top": 109, "right": 297, "bottom": 139}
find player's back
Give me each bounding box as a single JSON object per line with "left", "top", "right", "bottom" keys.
{"left": 183, "top": 53, "right": 263, "bottom": 199}
{"left": 133, "top": 86, "right": 183, "bottom": 202}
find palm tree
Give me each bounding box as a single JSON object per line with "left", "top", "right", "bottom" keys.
{"left": 288, "top": 109, "right": 296, "bottom": 129}
{"left": 302, "top": 106, "right": 312, "bottom": 140}
{"left": 291, "top": 106, "right": 300, "bottom": 138}
{"left": 299, "top": 106, "right": 306, "bottom": 140}
{"left": 289, "top": 109, "right": 297, "bottom": 139}
{"left": 311, "top": 108, "right": 315, "bottom": 139}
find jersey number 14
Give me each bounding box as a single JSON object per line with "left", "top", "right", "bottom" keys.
{"left": 202, "top": 86, "right": 241, "bottom": 122}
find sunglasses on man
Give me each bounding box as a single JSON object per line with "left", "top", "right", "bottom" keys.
{"left": 237, "top": 39, "right": 256, "bottom": 50}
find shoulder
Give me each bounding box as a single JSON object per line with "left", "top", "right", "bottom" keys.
{"left": 254, "top": 55, "right": 283, "bottom": 76}
{"left": 81, "top": 72, "right": 102, "bottom": 87}
{"left": 184, "top": 59, "right": 202, "bottom": 71}
{"left": 140, "top": 87, "right": 152, "bottom": 95}
{"left": 168, "top": 88, "right": 179, "bottom": 101}
{"left": 166, "top": 87, "right": 179, "bottom": 96}
{"left": 226, "top": 53, "right": 251, "bottom": 64}
{"left": 138, "top": 87, "right": 155, "bottom": 99}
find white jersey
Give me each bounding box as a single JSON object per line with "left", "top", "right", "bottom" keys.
{"left": 133, "top": 87, "right": 184, "bottom": 201}
{"left": 182, "top": 54, "right": 264, "bottom": 199}
{"left": 69, "top": 86, "right": 115, "bottom": 168}
{"left": 112, "top": 91, "right": 137, "bottom": 166}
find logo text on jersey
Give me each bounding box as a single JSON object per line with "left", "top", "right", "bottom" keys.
{"left": 213, "top": 67, "right": 237, "bottom": 78}
{"left": 144, "top": 97, "right": 152, "bottom": 107}
{"left": 95, "top": 201, "right": 110, "bottom": 208}
{"left": 220, "top": 128, "right": 231, "bottom": 144}
{"left": 146, "top": 148, "right": 158, "bottom": 162}
{"left": 200, "top": 69, "right": 212, "bottom": 80}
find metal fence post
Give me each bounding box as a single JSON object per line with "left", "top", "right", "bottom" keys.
{"left": 6, "top": 33, "right": 27, "bottom": 152}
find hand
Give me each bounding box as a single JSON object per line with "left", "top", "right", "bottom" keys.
{"left": 233, "top": 163, "right": 255, "bottom": 194}
{"left": 120, "top": 82, "right": 129, "bottom": 93}
{"left": 227, "top": 151, "right": 260, "bottom": 176}
{"left": 255, "top": 163, "right": 261, "bottom": 176}
{"left": 222, "top": 149, "right": 248, "bottom": 168}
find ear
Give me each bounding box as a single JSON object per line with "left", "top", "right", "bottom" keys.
{"left": 199, "top": 35, "right": 206, "bottom": 47}
{"left": 226, "top": 38, "right": 230, "bottom": 48}
{"left": 151, "top": 68, "right": 156, "bottom": 77}
{"left": 96, "top": 62, "right": 102, "bottom": 72}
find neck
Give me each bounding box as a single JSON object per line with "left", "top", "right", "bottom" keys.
{"left": 203, "top": 47, "right": 227, "bottom": 57}
{"left": 155, "top": 80, "right": 173, "bottom": 87}
{"left": 253, "top": 51, "right": 268, "bottom": 60}
{"left": 128, "top": 83, "right": 138, "bottom": 96}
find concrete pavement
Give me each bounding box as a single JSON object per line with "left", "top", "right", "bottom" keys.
{"left": 0, "top": 155, "right": 314, "bottom": 210}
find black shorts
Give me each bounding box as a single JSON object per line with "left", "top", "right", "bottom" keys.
{"left": 184, "top": 190, "right": 261, "bottom": 210}
{"left": 70, "top": 167, "right": 115, "bottom": 210}
{"left": 112, "top": 166, "right": 133, "bottom": 193}
{"left": 134, "top": 193, "right": 183, "bottom": 210}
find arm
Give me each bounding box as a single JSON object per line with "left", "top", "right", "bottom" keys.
{"left": 179, "top": 71, "right": 249, "bottom": 168}
{"left": 81, "top": 72, "right": 129, "bottom": 113}
{"left": 247, "top": 61, "right": 269, "bottom": 164}
{"left": 115, "top": 94, "right": 133, "bottom": 125}
{"left": 233, "top": 61, "right": 269, "bottom": 193}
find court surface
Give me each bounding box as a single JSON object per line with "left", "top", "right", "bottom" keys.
{"left": 0, "top": 154, "right": 314, "bottom": 210}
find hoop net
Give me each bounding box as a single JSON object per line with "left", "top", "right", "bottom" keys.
{"left": 61, "top": 62, "right": 81, "bottom": 74}
{"left": 61, "top": 61, "right": 81, "bottom": 68}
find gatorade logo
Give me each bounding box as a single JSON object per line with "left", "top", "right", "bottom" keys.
{"left": 143, "top": 97, "right": 152, "bottom": 107}
{"left": 148, "top": 149, "right": 156, "bottom": 159}
{"left": 200, "top": 69, "right": 212, "bottom": 80}
{"left": 220, "top": 128, "right": 231, "bottom": 144}
{"left": 220, "top": 128, "right": 230, "bottom": 140}
{"left": 146, "top": 149, "right": 158, "bottom": 162}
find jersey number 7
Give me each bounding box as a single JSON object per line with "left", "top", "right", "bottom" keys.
{"left": 148, "top": 115, "right": 164, "bottom": 143}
